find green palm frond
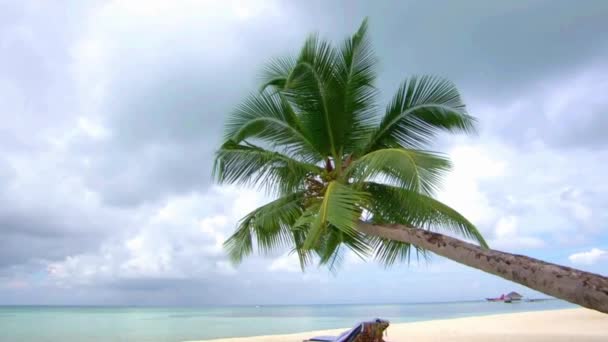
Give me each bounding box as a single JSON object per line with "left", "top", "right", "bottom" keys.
{"left": 259, "top": 56, "right": 297, "bottom": 92}
{"left": 363, "top": 181, "right": 485, "bottom": 266}
{"left": 293, "top": 202, "right": 370, "bottom": 272}
{"left": 289, "top": 204, "right": 320, "bottom": 269}
{"left": 316, "top": 229, "right": 346, "bottom": 272}
{"left": 303, "top": 181, "right": 370, "bottom": 249}
{"left": 364, "top": 182, "right": 487, "bottom": 248}
{"left": 214, "top": 141, "right": 321, "bottom": 196}
{"left": 368, "top": 236, "right": 430, "bottom": 267}
{"left": 365, "top": 75, "right": 476, "bottom": 152}
{"left": 315, "top": 227, "right": 370, "bottom": 272}
{"left": 224, "top": 91, "right": 321, "bottom": 162}
{"left": 282, "top": 34, "right": 343, "bottom": 159}
{"left": 335, "top": 18, "right": 378, "bottom": 153}
{"left": 345, "top": 148, "right": 451, "bottom": 195}
{"left": 224, "top": 192, "right": 305, "bottom": 264}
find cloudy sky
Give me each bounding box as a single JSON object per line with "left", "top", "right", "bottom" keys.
{"left": 1, "top": 0, "right": 608, "bottom": 305}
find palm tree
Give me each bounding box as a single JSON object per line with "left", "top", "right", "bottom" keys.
{"left": 214, "top": 19, "right": 608, "bottom": 313}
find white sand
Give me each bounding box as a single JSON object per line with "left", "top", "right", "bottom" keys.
{"left": 190, "top": 308, "right": 608, "bottom": 342}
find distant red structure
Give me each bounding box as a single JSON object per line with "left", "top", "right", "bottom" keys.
{"left": 486, "top": 292, "right": 523, "bottom": 303}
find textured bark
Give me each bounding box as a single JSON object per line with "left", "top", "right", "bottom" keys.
{"left": 357, "top": 222, "right": 608, "bottom": 313}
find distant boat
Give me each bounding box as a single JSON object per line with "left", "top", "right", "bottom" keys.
{"left": 486, "top": 294, "right": 507, "bottom": 302}
{"left": 486, "top": 291, "right": 523, "bottom": 303}
{"left": 506, "top": 291, "right": 523, "bottom": 301}
{"left": 486, "top": 298, "right": 503, "bottom": 302}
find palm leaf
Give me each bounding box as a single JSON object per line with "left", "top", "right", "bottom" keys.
{"left": 365, "top": 75, "right": 476, "bottom": 152}
{"left": 224, "top": 192, "right": 305, "bottom": 264}
{"left": 316, "top": 229, "right": 346, "bottom": 272}
{"left": 345, "top": 148, "right": 451, "bottom": 195}
{"left": 224, "top": 91, "right": 321, "bottom": 161}
{"left": 259, "top": 55, "right": 297, "bottom": 92}
{"left": 368, "top": 236, "right": 430, "bottom": 267}
{"left": 335, "top": 17, "right": 378, "bottom": 153}
{"left": 364, "top": 182, "right": 487, "bottom": 248}
{"left": 291, "top": 202, "right": 369, "bottom": 272}
{"left": 282, "top": 34, "right": 345, "bottom": 160}
{"left": 214, "top": 141, "right": 321, "bottom": 196}
{"left": 302, "top": 181, "right": 370, "bottom": 249}
{"left": 289, "top": 204, "right": 320, "bottom": 269}
{"left": 315, "top": 227, "right": 370, "bottom": 272}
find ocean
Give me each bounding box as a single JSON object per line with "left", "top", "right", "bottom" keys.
{"left": 0, "top": 300, "right": 575, "bottom": 341}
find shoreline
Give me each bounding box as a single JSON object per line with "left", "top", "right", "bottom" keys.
{"left": 189, "top": 308, "right": 608, "bottom": 342}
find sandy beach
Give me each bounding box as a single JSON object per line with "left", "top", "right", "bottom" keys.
{"left": 191, "top": 308, "right": 608, "bottom": 342}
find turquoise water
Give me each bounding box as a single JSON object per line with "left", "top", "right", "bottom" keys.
{"left": 0, "top": 300, "right": 575, "bottom": 341}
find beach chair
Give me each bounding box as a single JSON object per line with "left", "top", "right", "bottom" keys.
{"left": 303, "top": 318, "right": 389, "bottom": 342}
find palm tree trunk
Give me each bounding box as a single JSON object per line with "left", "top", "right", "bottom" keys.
{"left": 357, "top": 222, "right": 608, "bottom": 313}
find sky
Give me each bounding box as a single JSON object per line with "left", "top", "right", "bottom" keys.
{"left": 1, "top": 0, "right": 607, "bottom": 306}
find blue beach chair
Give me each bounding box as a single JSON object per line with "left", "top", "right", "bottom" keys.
{"left": 303, "top": 318, "right": 390, "bottom": 342}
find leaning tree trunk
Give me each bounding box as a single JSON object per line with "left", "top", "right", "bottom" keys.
{"left": 357, "top": 222, "right": 608, "bottom": 313}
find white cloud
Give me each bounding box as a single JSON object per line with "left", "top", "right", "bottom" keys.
{"left": 559, "top": 188, "right": 593, "bottom": 226}
{"left": 438, "top": 143, "right": 506, "bottom": 230}
{"left": 494, "top": 216, "right": 517, "bottom": 238}
{"left": 435, "top": 125, "right": 608, "bottom": 251}
{"left": 47, "top": 186, "right": 266, "bottom": 284}
{"left": 344, "top": 250, "right": 365, "bottom": 267}
{"left": 434, "top": 141, "right": 549, "bottom": 249}
{"left": 215, "top": 261, "right": 237, "bottom": 275}
{"left": 71, "top": 0, "right": 289, "bottom": 97}
{"left": 77, "top": 117, "right": 109, "bottom": 140}
{"left": 268, "top": 253, "right": 301, "bottom": 273}
{"left": 542, "top": 64, "right": 608, "bottom": 123}
{"left": 568, "top": 248, "right": 608, "bottom": 265}
{"left": 490, "top": 216, "right": 545, "bottom": 250}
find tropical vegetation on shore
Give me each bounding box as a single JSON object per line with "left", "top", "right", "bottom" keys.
{"left": 214, "top": 19, "right": 608, "bottom": 313}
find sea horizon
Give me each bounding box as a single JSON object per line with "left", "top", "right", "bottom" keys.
{"left": 1, "top": 299, "right": 575, "bottom": 341}
{"left": 0, "top": 297, "right": 558, "bottom": 308}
